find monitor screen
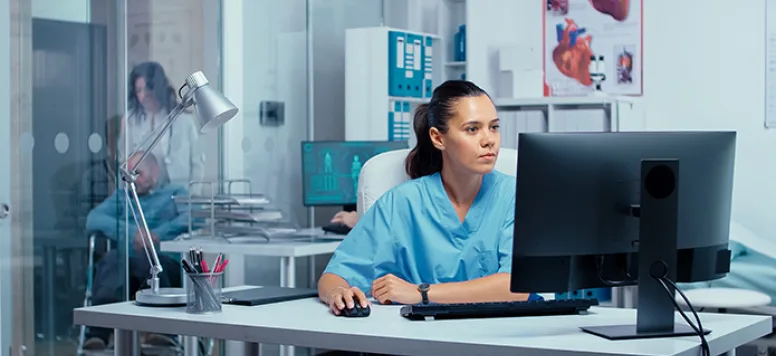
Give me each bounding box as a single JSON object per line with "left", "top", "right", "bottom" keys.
{"left": 301, "top": 140, "right": 409, "bottom": 206}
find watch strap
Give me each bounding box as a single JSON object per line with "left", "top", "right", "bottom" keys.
{"left": 418, "top": 283, "right": 430, "bottom": 304}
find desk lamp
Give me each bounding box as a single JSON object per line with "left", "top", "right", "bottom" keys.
{"left": 121, "top": 71, "right": 238, "bottom": 306}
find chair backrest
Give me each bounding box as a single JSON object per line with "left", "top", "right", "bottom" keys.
{"left": 356, "top": 148, "right": 518, "bottom": 216}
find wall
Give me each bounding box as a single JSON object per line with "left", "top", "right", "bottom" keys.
{"left": 240, "top": 0, "right": 307, "bottom": 226}
{"left": 642, "top": 1, "right": 771, "bottom": 240}
{"left": 468, "top": 0, "right": 776, "bottom": 242}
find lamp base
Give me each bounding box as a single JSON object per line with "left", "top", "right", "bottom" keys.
{"left": 135, "top": 287, "right": 187, "bottom": 307}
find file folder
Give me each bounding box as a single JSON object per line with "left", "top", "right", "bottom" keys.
{"left": 401, "top": 102, "right": 412, "bottom": 140}
{"left": 388, "top": 100, "right": 400, "bottom": 141}
{"left": 423, "top": 36, "right": 434, "bottom": 98}
{"left": 388, "top": 101, "right": 412, "bottom": 141}
{"left": 407, "top": 33, "right": 424, "bottom": 98}
{"left": 388, "top": 30, "right": 407, "bottom": 97}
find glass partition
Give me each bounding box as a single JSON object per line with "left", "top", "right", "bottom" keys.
{"left": 6, "top": 0, "right": 125, "bottom": 354}
{"left": 4, "top": 0, "right": 222, "bottom": 354}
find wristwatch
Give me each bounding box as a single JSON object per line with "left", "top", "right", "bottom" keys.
{"left": 418, "top": 283, "right": 431, "bottom": 305}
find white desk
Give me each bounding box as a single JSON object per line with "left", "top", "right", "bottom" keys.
{"left": 74, "top": 296, "right": 772, "bottom": 356}
{"left": 161, "top": 237, "right": 341, "bottom": 356}
{"left": 161, "top": 237, "right": 341, "bottom": 288}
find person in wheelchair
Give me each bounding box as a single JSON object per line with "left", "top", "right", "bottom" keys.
{"left": 83, "top": 151, "right": 189, "bottom": 350}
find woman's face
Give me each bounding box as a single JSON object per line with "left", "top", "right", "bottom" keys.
{"left": 134, "top": 77, "right": 158, "bottom": 112}
{"left": 430, "top": 95, "right": 501, "bottom": 175}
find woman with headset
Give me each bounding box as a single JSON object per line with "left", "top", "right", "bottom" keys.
{"left": 118, "top": 61, "right": 204, "bottom": 188}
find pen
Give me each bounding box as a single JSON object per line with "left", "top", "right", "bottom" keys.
{"left": 201, "top": 259, "right": 210, "bottom": 274}
{"left": 181, "top": 258, "right": 198, "bottom": 274}
{"left": 216, "top": 259, "right": 229, "bottom": 273}
{"left": 212, "top": 253, "right": 222, "bottom": 274}
{"left": 195, "top": 248, "right": 204, "bottom": 273}
{"left": 209, "top": 253, "right": 223, "bottom": 284}
{"left": 188, "top": 248, "right": 196, "bottom": 267}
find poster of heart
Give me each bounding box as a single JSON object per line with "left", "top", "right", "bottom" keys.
{"left": 543, "top": 0, "right": 643, "bottom": 97}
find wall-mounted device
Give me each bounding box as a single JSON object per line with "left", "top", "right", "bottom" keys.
{"left": 260, "top": 100, "right": 285, "bottom": 126}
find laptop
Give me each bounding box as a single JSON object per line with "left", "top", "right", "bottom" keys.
{"left": 221, "top": 286, "right": 318, "bottom": 306}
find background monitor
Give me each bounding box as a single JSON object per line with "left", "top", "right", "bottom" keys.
{"left": 509, "top": 131, "right": 736, "bottom": 341}
{"left": 301, "top": 140, "right": 408, "bottom": 207}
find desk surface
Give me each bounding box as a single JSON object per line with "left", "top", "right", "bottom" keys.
{"left": 161, "top": 238, "right": 340, "bottom": 257}
{"left": 74, "top": 296, "right": 772, "bottom": 356}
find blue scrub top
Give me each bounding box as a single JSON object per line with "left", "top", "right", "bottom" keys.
{"left": 324, "top": 170, "right": 538, "bottom": 300}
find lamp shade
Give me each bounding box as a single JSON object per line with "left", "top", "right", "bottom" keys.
{"left": 185, "top": 71, "right": 239, "bottom": 133}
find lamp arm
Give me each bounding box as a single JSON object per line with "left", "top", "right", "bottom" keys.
{"left": 117, "top": 90, "right": 193, "bottom": 294}
{"left": 123, "top": 184, "right": 162, "bottom": 292}
{"left": 119, "top": 97, "right": 191, "bottom": 174}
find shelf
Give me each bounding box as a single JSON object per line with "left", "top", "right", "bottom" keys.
{"left": 493, "top": 96, "right": 639, "bottom": 110}
{"left": 381, "top": 26, "right": 441, "bottom": 40}
{"left": 445, "top": 61, "right": 466, "bottom": 68}
{"left": 388, "top": 96, "right": 430, "bottom": 104}
{"left": 493, "top": 95, "right": 644, "bottom": 133}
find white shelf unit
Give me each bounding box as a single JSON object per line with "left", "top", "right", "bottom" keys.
{"left": 495, "top": 96, "right": 645, "bottom": 148}
{"left": 437, "top": 0, "right": 467, "bottom": 81}
{"left": 345, "top": 26, "right": 442, "bottom": 141}
{"left": 494, "top": 96, "right": 643, "bottom": 132}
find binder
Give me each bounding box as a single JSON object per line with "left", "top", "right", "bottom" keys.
{"left": 388, "top": 101, "right": 400, "bottom": 141}
{"left": 407, "top": 33, "right": 424, "bottom": 98}
{"left": 388, "top": 101, "right": 411, "bottom": 141}
{"left": 423, "top": 36, "right": 434, "bottom": 98}
{"left": 454, "top": 31, "right": 462, "bottom": 61}
{"left": 459, "top": 24, "right": 466, "bottom": 61}
{"left": 388, "top": 30, "right": 407, "bottom": 97}
{"left": 400, "top": 102, "right": 412, "bottom": 140}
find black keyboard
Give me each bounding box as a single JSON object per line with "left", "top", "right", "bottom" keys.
{"left": 400, "top": 298, "right": 599, "bottom": 320}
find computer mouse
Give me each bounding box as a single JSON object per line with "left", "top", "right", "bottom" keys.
{"left": 339, "top": 301, "right": 371, "bottom": 318}
{"left": 322, "top": 222, "right": 352, "bottom": 235}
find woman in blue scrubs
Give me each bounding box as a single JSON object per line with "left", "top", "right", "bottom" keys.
{"left": 318, "top": 80, "right": 534, "bottom": 315}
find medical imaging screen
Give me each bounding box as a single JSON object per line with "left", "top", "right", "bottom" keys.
{"left": 301, "top": 140, "right": 409, "bottom": 206}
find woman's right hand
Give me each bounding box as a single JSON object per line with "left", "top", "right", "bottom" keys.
{"left": 331, "top": 211, "right": 359, "bottom": 228}
{"left": 325, "top": 286, "right": 369, "bottom": 315}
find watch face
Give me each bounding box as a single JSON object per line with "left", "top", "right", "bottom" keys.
{"left": 419, "top": 283, "right": 430, "bottom": 291}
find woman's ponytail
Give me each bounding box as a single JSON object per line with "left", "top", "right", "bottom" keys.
{"left": 405, "top": 103, "right": 443, "bottom": 179}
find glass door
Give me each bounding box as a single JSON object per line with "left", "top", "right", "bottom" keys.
{"left": 6, "top": 0, "right": 124, "bottom": 354}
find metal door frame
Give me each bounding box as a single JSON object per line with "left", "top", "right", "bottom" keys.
{"left": 3, "top": 0, "right": 36, "bottom": 354}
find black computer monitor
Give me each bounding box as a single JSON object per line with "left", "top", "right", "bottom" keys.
{"left": 510, "top": 131, "right": 736, "bottom": 341}
{"left": 301, "top": 140, "right": 409, "bottom": 208}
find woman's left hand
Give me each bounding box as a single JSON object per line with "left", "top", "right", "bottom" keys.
{"left": 371, "top": 274, "right": 422, "bottom": 305}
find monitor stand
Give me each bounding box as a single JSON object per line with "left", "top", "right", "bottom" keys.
{"left": 580, "top": 159, "right": 711, "bottom": 340}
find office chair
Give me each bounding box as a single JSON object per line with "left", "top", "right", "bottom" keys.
{"left": 356, "top": 148, "right": 518, "bottom": 216}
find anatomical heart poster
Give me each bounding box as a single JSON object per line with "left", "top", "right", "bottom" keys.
{"left": 543, "top": 0, "right": 643, "bottom": 96}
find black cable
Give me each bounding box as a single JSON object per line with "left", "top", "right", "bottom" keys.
{"left": 596, "top": 255, "right": 635, "bottom": 286}
{"left": 178, "top": 83, "right": 187, "bottom": 99}
{"left": 655, "top": 276, "right": 710, "bottom": 356}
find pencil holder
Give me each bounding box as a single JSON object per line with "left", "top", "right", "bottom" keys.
{"left": 185, "top": 272, "right": 223, "bottom": 314}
